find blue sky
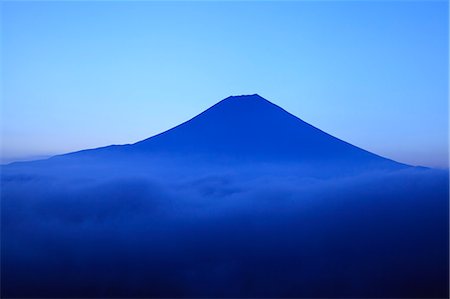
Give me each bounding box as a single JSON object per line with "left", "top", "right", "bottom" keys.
{"left": 1, "top": 0, "right": 448, "bottom": 167}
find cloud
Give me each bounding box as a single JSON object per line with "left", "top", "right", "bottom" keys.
{"left": 1, "top": 167, "right": 448, "bottom": 297}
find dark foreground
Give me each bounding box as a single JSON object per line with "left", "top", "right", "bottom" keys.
{"left": 1, "top": 165, "right": 448, "bottom": 298}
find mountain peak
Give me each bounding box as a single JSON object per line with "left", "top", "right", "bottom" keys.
{"left": 223, "top": 94, "right": 267, "bottom": 103}
{"left": 212, "top": 94, "right": 276, "bottom": 113}
{"left": 227, "top": 93, "right": 263, "bottom": 99}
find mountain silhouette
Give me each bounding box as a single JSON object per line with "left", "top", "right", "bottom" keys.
{"left": 132, "top": 94, "right": 398, "bottom": 163}
{"left": 5, "top": 94, "right": 407, "bottom": 178}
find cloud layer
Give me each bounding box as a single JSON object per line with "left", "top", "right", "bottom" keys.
{"left": 1, "top": 167, "right": 448, "bottom": 297}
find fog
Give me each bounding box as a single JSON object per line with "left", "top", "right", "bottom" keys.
{"left": 1, "top": 164, "right": 448, "bottom": 298}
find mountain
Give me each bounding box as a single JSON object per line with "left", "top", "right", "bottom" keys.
{"left": 132, "top": 94, "right": 396, "bottom": 163}
{"left": 4, "top": 94, "right": 406, "bottom": 179}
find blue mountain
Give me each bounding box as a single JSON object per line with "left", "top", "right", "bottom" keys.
{"left": 10, "top": 94, "right": 405, "bottom": 176}
{"left": 132, "top": 94, "right": 398, "bottom": 163}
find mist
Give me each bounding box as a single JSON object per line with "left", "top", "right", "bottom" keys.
{"left": 2, "top": 165, "right": 448, "bottom": 298}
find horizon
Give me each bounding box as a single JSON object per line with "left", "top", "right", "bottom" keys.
{"left": 1, "top": 1, "right": 448, "bottom": 168}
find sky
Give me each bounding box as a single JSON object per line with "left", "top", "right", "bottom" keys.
{"left": 1, "top": 0, "right": 448, "bottom": 168}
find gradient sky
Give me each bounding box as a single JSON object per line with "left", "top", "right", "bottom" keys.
{"left": 1, "top": 0, "right": 448, "bottom": 167}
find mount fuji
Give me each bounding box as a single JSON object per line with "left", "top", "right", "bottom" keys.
{"left": 5, "top": 94, "right": 407, "bottom": 179}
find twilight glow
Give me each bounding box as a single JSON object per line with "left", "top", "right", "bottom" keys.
{"left": 1, "top": 1, "right": 448, "bottom": 167}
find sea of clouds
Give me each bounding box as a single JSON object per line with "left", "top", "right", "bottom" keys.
{"left": 1, "top": 165, "right": 448, "bottom": 297}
